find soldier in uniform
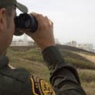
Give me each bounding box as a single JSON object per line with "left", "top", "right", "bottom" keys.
{"left": 0, "top": 0, "right": 86, "bottom": 95}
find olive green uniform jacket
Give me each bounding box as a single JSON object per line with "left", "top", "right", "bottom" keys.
{"left": 0, "top": 46, "right": 86, "bottom": 95}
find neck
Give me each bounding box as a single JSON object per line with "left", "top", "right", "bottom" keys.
{"left": 0, "top": 50, "right": 7, "bottom": 56}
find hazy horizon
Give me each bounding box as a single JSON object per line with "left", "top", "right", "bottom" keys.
{"left": 14, "top": 0, "right": 95, "bottom": 47}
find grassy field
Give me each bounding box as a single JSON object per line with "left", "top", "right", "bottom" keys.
{"left": 7, "top": 47, "right": 95, "bottom": 95}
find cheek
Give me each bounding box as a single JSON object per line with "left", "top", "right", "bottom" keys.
{"left": 12, "top": 19, "right": 15, "bottom": 32}
{"left": 10, "top": 20, "right": 15, "bottom": 36}
{"left": 8, "top": 20, "right": 15, "bottom": 43}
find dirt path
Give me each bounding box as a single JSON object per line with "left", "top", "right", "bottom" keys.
{"left": 78, "top": 53, "right": 95, "bottom": 63}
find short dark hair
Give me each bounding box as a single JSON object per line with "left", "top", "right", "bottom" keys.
{"left": 6, "top": 6, "right": 14, "bottom": 16}
{"left": 5, "top": 6, "right": 15, "bottom": 27}
{"left": 0, "top": 5, "right": 15, "bottom": 27}
{"left": 0, "top": 5, "right": 13, "bottom": 16}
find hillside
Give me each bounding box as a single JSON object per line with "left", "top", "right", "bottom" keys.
{"left": 7, "top": 46, "right": 95, "bottom": 95}
{"left": 78, "top": 53, "right": 95, "bottom": 63}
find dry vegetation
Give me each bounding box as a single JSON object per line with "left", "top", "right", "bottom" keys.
{"left": 7, "top": 46, "right": 95, "bottom": 95}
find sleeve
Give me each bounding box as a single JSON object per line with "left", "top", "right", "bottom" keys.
{"left": 42, "top": 46, "right": 86, "bottom": 95}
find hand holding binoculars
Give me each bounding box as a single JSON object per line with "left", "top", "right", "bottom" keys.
{"left": 14, "top": 13, "right": 38, "bottom": 36}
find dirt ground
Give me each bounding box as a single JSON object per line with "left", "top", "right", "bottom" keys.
{"left": 78, "top": 53, "right": 95, "bottom": 63}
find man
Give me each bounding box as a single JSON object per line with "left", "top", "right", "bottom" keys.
{"left": 0, "top": 0, "right": 86, "bottom": 95}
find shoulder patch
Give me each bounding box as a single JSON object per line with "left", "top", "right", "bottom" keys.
{"left": 30, "top": 76, "right": 56, "bottom": 95}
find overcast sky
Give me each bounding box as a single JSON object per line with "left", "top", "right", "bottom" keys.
{"left": 14, "top": 0, "right": 95, "bottom": 46}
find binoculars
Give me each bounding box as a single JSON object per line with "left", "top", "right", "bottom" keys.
{"left": 14, "top": 13, "right": 38, "bottom": 36}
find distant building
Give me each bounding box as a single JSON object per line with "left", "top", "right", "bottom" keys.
{"left": 65, "top": 41, "right": 94, "bottom": 52}
{"left": 65, "top": 41, "right": 77, "bottom": 47}
{"left": 77, "top": 43, "right": 94, "bottom": 52}
{"left": 10, "top": 40, "right": 34, "bottom": 46}
{"left": 93, "top": 47, "right": 95, "bottom": 53}
{"left": 55, "top": 39, "right": 60, "bottom": 44}
{"left": 23, "top": 34, "right": 28, "bottom": 42}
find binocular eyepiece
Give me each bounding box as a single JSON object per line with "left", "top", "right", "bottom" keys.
{"left": 14, "top": 13, "right": 38, "bottom": 36}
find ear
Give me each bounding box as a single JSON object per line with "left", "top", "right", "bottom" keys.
{"left": 0, "top": 8, "right": 6, "bottom": 31}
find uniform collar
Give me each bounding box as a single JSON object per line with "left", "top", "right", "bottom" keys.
{"left": 0, "top": 56, "right": 9, "bottom": 68}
